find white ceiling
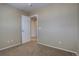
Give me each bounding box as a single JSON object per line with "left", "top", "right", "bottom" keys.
{"left": 8, "top": 3, "right": 51, "bottom": 12}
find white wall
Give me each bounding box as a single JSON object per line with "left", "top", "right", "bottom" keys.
{"left": 30, "top": 4, "right": 78, "bottom": 52}
{"left": 0, "top": 4, "right": 27, "bottom": 49}
{"left": 76, "top": 5, "right": 79, "bottom": 54}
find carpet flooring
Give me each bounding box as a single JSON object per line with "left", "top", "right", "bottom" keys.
{"left": 0, "top": 41, "right": 76, "bottom": 56}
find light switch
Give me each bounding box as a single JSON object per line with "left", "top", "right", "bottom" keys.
{"left": 38, "top": 27, "right": 42, "bottom": 30}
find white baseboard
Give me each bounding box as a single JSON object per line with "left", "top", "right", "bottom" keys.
{"left": 0, "top": 41, "right": 78, "bottom": 56}
{"left": 38, "top": 42, "right": 78, "bottom": 56}
{"left": 0, "top": 43, "right": 21, "bottom": 51}
{"left": 0, "top": 40, "right": 31, "bottom": 51}
{"left": 74, "top": 50, "right": 79, "bottom": 56}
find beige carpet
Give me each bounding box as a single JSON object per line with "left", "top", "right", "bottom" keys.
{"left": 0, "top": 41, "right": 76, "bottom": 56}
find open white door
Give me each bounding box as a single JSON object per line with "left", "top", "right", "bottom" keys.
{"left": 21, "top": 15, "right": 30, "bottom": 44}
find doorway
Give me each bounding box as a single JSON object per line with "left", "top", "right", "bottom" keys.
{"left": 30, "top": 15, "right": 38, "bottom": 41}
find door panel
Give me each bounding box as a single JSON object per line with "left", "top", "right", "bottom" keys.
{"left": 21, "top": 15, "right": 30, "bottom": 44}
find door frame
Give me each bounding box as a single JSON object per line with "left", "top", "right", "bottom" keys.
{"left": 30, "top": 14, "right": 39, "bottom": 41}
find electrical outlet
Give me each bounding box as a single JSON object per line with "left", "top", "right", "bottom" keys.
{"left": 11, "top": 40, "right": 13, "bottom": 42}
{"left": 7, "top": 41, "right": 10, "bottom": 43}
{"left": 58, "top": 41, "right": 62, "bottom": 44}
